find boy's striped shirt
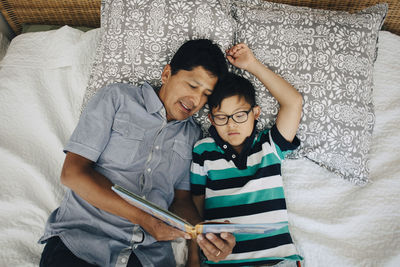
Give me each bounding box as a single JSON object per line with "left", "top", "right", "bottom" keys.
{"left": 190, "top": 124, "right": 302, "bottom": 266}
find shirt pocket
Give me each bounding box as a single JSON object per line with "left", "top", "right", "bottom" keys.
{"left": 169, "top": 139, "right": 193, "bottom": 189}
{"left": 101, "top": 119, "right": 145, "bottom": 166}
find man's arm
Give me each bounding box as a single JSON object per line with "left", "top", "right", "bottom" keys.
{"left": 170, "top": 190, "right": 235, "bottom": 263}
{"left": 226, "top": 43, "right": 303, "bottom": 142}
{"left": 61, "top": 152, "right": 191, "bottom": 241}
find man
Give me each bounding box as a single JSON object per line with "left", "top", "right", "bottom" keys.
{"left": 39, "top": 39, "right": 235, "bottom": 267}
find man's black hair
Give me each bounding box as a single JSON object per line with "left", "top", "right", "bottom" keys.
{"left": 208, "top": 72, "right": 256, "bottom": 111}
{"left": 169, "top": 39, "right": 228, "bottom": 80}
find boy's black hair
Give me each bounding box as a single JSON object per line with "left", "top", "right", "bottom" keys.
{"left": 169, "top": 39, "right": 228, "bottom": 80}
{"left": 208, "top": 72, "right": 256, "bottom": 111}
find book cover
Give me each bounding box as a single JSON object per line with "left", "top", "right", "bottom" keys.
{"left": 112, "top": 184, "right": 288, "bottom": 238}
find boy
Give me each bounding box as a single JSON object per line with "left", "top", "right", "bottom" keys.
{"left": 189, "top": 43, "right": 303, "bottom": 266}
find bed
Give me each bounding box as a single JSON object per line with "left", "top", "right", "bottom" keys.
{"left": 0, "top": 0, "right": 399, "bottom": 266}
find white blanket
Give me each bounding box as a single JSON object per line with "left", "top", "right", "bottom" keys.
{"left": 0, "top": 27, "right": 399, "bottom": 266}
{"left": 283, "top": 31, "right": 400, "bottom": 267}
{"left": 0, "top": 26, "right": 100, "bottom": 266}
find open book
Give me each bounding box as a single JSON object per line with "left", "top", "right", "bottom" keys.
{"left": 112, "top": 184, "right": 288, "bottom": 238}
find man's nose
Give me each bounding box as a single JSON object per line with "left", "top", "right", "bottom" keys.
{"left": 192, "top": 91, "right": 203, "bottom": 107}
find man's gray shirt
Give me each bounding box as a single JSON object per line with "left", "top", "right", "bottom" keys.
{"left": 39, "top": 82, "right": 201, "bottom": 267}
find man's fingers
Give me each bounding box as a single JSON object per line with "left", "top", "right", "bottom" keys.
{"left": 153, "top": 224, "right": 191, "bottom": 241}
{"left": 197, "top": 234, "right": 217, "bottom": 253}
{"left": 205, "top": 233, "right": 226, "bottom": 251}
{"left": 221, "top": 232, "right": 236, "bottom": 248}
{"left": 197, "top": 234, "right": 220, "bottom": 262}
{"left": 171, "top": 228, "right": 191, "bottom": 240}
{"left": 196, "top": 232, "right": 236, "bottom": 262}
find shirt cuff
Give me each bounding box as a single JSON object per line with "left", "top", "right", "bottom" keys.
{"left": 270, "top": 124, "right": 300, "bottom": 152}
{"left": 64, "top": 140, "right": 102, "bottom": 162}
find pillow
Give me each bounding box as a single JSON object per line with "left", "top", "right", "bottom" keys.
{"left": 82, "top": 0, "right": 235, "bottom": 109}
{"left": 231, "top": 0, "right": 387, "bottom": 185}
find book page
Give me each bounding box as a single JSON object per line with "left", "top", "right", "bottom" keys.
{"left": 113, "top": 184, "right": 289, "bottom": 237}
{"left": 197, "top": 222, "right": 288, "bottom": 235}
{"left": 112, "top": 185, "right": 194, "bottom": 232}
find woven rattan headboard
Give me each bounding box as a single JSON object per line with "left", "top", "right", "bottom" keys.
{"left": 0, "top": 0, "right": 101, "bottom": 35}
{"left": 0, "top": 0, "right": 399, "bottom": 36}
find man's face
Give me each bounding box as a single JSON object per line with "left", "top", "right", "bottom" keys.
{"left": 159, "top": 65, "right": 218, "bottom": 121}
{"left": 209, "top": 95, "right": 260, "bottom": 153}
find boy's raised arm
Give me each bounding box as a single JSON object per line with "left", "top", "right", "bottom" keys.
{"left": 226, "top": 43, "right": 302, "bottom": 142}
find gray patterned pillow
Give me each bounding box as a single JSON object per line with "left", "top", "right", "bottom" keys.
{"left": 231, "top": 1, "right": 387, "bottom": 185}
{"left": 82, "top": 0, "right": 235, "bottom": 109}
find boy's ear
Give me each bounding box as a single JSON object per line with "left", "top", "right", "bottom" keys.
{"left": 161, "top": 64, "right": 171, "bottom": 84}
{"left": 253, "top": 105, "right": 261, "bottom": 120}
{"left": 208, "top": 113, "right": 215, "bottom": 126}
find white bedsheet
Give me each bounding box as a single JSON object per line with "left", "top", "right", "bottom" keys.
{"left": 0, "top": 27, "right": 399, "bottom": 267}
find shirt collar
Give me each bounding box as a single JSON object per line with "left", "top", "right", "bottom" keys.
{"left": 142, "top": 82, "right": 164, "bottom": 114}
{"left": 142, "top": 82, "right": 192, "bottom": 123}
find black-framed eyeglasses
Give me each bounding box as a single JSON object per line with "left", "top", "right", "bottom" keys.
{"left": 211, "top": 107, "right": 254, "bottom": 126}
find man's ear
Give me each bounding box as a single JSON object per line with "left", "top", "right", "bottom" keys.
{"left": 208, "top": 113, "right": 215, "bottom": 126}
{"left": 161, "top": 64, "right": 171, "bottom": 84}
{"left": 253, "top": 105, "right": 261, "bottom": 120}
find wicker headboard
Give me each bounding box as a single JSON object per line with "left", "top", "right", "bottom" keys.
{"left": 1, "top": 0, "right": 400, "bottom": 36}
{"left": 0, "top": 0, "right": 101, "bottom": 35}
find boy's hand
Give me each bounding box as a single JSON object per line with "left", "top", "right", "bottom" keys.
{"left": 197, "top": 232, "right": 236, "bottom": 262}
{"left": 226, "top": 43, "right": 258, "bottom": 71}
{"left": 141, "top": 216, "right": 191, "bottom": 241}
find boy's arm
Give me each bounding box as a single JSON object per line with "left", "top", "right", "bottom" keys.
{"left": 187, "top": 239, "right": 201, "bottom": 267}
{"left": 185, "top": 194, "right": 205, "bottom": 267}
{"left": 170, "top": 191, "right": 202, "bottom": 267}
{"left": 226, "top": 44, "right": 302, "bottom": 142}
{"left": 61, "top": 152, "right": 191, "bottom": 241}
{"left": 169, "top": 190, "right": 203, "bottom": 226}
{"left": 192, "top": 195, "right": 205, "bottom": 218}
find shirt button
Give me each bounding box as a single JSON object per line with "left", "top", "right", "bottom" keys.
{"left": 121, "top": 257, "right": 127, "bottom": 263}
{"left": 232, "top": 154, "right": 236, "bottom": 159}
{"left": 155, "top": 146, "right": 160, "bottom": 150}
{"left": 147, "top": 168, "right": 151, "bottom": 172}
{"left": 223, "top": 145, "right": 227, "bottom": 149}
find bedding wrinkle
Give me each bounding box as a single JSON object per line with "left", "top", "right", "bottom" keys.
{"left": 0, "top": 152, "right": 64, "bottom": 218}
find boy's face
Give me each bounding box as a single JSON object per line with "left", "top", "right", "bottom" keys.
{"left": 159, "top": 65, "right": 218, "bottom": 121}
{"left": 209, "top": 95, "right": 260, "bottom": 153}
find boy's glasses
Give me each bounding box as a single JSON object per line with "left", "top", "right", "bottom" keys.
{"left": 211, "top": 107, "right": 254, "bottom": 126}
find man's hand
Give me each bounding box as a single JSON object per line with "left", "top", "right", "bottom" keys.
{"left": 140, "top": 215, "right": 191, "bottom": 242}
{"left": 196, "top": 232, "right": 236, "bottom": 262}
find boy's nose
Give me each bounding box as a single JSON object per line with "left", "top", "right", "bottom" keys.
{"left": 227, "top": 117, "right": 238, "bottom": 127}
